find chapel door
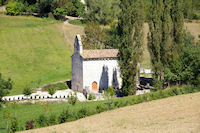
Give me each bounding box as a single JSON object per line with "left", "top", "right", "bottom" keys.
{"left": 92, "top": 81, "right": 98, "bottom": 92}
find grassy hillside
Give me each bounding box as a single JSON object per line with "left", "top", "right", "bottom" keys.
{"left": 0, "top": 15, "right": 72, "bottom": 95}
{"left": 22, "top": 92, "right": 200, "bottom": 133}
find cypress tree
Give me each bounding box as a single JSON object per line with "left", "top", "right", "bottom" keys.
{"left": 147, "top": 0, "right": 164, "bottom": 89}
{"left": 172, "top": 0, "right": 184, "bottom": 50}
{"left": 169, "top": 0, "right": 184, "bottom": 84}
{"left": 161, "top": 0, "right": 173, "bottom": 68}
{"left": 118, "top": 0, "right": 144, "bottom": 96}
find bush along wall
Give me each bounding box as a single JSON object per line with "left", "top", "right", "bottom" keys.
{"left": 21, "top": 85, "right": 200, "bottom": 131}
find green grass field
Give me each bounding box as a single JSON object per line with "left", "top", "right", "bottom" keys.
{"left": 0, "top": 15, "right": 72, "bottom": 95}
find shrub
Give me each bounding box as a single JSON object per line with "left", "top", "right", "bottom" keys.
{"left": 6, "top": 1, "right": 25, "bottom": 16}
{"left": 58, "top": 108, "right": 71, "bottom": 123}
{"left": 114, "top": 101, "right": 120, "bottom": 108}
{"left": 105, "top": 100, "right": 115, "bottom": 110}
{"left": 68, "top": 93, "right": 77, "bottom": 105}
{"left": 23, "top": 87, "right": 32, "bottom": 97}
{"left": 56, "top": 82, "right": 68, "bottom": 90}
{"left": 104, "top": 86, "right": 115, "bottom": 99}
{"left": 88, "top": 93, "right": 96, "bottom": 100}
{"left": 47, "top": 86, "right": 56, "bottom": 97}
{"left": 58, "top": 110, "right": 67, "bottom": 123}
{"left": 10, "top": 117, "right": 18, "bottom": 133}
{"left": 25, "top": 120, "right": 34, "bottom": 130}
{"left": 36, "top": 114, "right": 48, "bottom": 127}
{"left": 77, "top": 107, "right": 88, "bottom": 118}
{"left": 43, "top": 82, "right": 68, "bottom": 91}
{"left": 96, "top": 104, "right": 107, "bottom": 113}
{"left": 26, "top": 5, "right": 36, "bottom": 14}
{"left": 48, "top": 114, "right": 57, "bottom": 125}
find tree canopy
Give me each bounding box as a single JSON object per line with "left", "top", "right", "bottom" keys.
{"left": 0, "top": 73, "right": 13, "bottom": 105}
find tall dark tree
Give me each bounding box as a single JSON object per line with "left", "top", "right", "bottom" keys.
{"left": 147, "top": 0, "right": 164, "bottom": 89}
{"left": 169, "top": 0, "right": 184, "bottom": 84}
{"left": 161, "top": 0, "right": 173, "bottom": 68}
{"left": 118, "top": 0, "right": 144, "bottom": 96}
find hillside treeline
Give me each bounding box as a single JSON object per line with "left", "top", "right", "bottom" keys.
{"left": 1, "top": 0, "right": 200, "bottom": 22}
{"left": 83, "top": 0, "right": 200, "bottom": 95}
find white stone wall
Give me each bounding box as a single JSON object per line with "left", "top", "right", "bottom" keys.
{"left": 83, "top": 58, "right": 122, "bottom": 92}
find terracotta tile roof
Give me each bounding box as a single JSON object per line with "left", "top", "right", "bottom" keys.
{"left": 81, "top": 49, "right": 119, "bottom": 59}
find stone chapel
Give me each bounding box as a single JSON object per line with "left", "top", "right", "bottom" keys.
{"left": 71, "top": 35, "right": 122, "bottom": 93}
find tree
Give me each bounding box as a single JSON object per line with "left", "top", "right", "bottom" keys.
{"left": 47, "top": 86, "right": 56, "bottom": 97}
{"left": 0, "top": 73, "right": 13, "bottom": 106}
{"left": 117, "top": 0, "right": 144, "bottom": 96}
{"left": 86, "top": 0, "right": 121, "bottom": 25}
{"left": 161, "top": 0, "right": 173, "bottom": 68}
{"left": 147, "top": 0, "right": 164, "bottom": 89}
{"left": 168, "top": 0, "right": 184, "bottom": 85}
{"left": 82, "top": 22, "right": 108, "bottom": 49}
{"left": 36, "top": 0, "right": 57, "bottom": 15}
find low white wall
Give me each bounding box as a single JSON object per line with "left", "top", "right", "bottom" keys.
{"left": 2, "top": 89, "right": 86, "bottom": 102}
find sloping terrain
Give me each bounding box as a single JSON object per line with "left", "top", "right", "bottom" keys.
{"left": 0, "top": 14, "right": 199, "bottom": 95}
{"left": 22, "top": 92, "right": 200, "bottom": 133}
{"left": 0, "top": 15, "right": 73, "bottom": 95}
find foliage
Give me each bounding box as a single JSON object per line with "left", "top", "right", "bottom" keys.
{"left": 103, "top": 86, "right": 115, "bottom": 99}
{"left": 54, "top": 1, "right": 75, "bottom": 17}
{"left": 0, "top": 86, "right": 200, "bottom": 132}
{"left": 23, "top": 87, "right": 32, "bottom": 96}
{"left": 36, "top": 114, "right": 47, "bottom": 127}
{"left": 48, "top": 113, "right": 57, "bottom": 125}
{"left": 0, "top": 73, "right": 12, "bottom": 104}
{"left": 88, "top": 93, "right": 96, "bottom": 100}
{"left": 47, "top": 86, "right": 56, "bottom": 96}
{"left": 117, "top": 0, "right": 144, "bottom": 96}
{"left": 10, "top": 117, "right": 18, "bottom": 133}
{"left": 6, "top": 1, "right": 25, "bottom": 16}
{"left": 82, "top": 22, "right": 108, "bottom": 49}
{"left": 35, "top": 0, "right": 57, "bottom": 15}
{"left": 96, "top": 104, "right": 107, "bottom": 113}
{"left": 85, "top": 0, "right": 120, "bottom": 25}
{"left": 147, "top": 0, "right": 164, "bottom": 89}
{"left": 58, "top": 108, "right": 71, "bottom": 123}
{"left": 68, "top": 93, "right": 77, "bottom": 105}
{"left": 77, "top": 107, "right": 88, "bottom": 118}
{"left": 25, "top": 120, "right": 34, "bottom": 130}
{"left": 44, "top": 82, "right": 68, "bottom": 91}
{"left": 147, "top": 0, "right": 199, "bottom": 88}
{"left": 53, "top": 0, "right": 85, "bottom": 18}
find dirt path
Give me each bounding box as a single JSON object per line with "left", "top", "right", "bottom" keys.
{"left": 21, "top": 92, "right": 200, "bottom": 133}
{"left": 58, "top": 17, "right": 84, "bottom": 49}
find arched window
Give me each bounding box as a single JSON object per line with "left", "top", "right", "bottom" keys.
{"left": 92, "top": 81, "right": 98, "bottom": 92}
